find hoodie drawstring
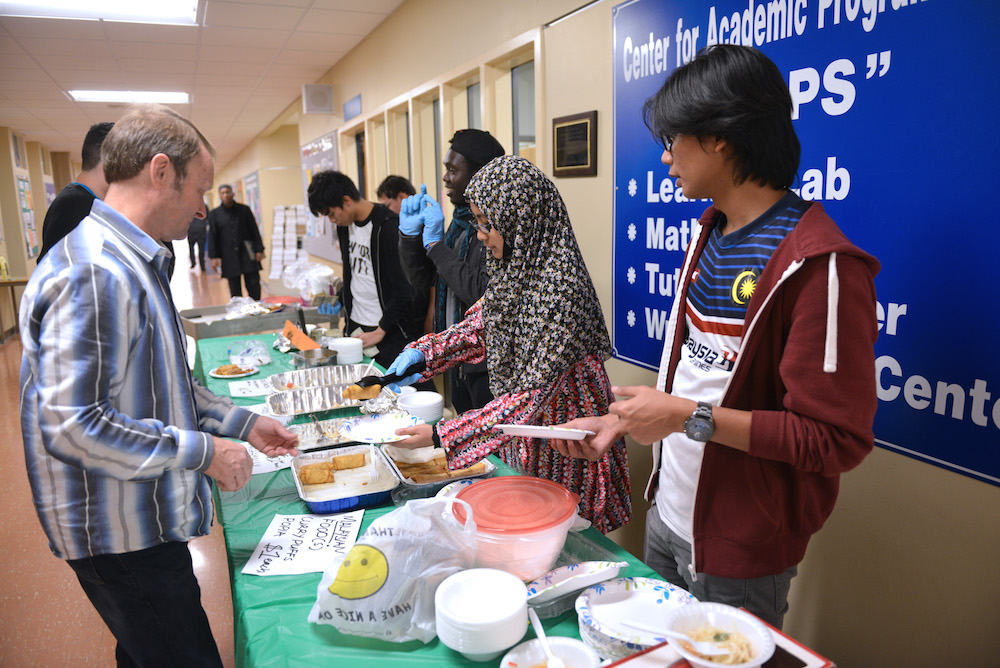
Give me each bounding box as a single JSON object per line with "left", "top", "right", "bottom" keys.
{"left": 824, "top": 253, "right": 839, "bottom": 373}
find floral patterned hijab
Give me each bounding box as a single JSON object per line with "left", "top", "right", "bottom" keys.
{"left": 465, "top": 156, "right": 612, "bottom": 395}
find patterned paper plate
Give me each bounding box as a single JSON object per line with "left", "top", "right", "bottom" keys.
{"left": 339, "top": 411, "right": 422, "bottom": 444}
{"left": 576, "top": 577, "right": 697, "bottom": 658}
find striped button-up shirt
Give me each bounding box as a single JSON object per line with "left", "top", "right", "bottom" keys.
{"left": 20, "top": 199, "right": 257, "bottom": 561}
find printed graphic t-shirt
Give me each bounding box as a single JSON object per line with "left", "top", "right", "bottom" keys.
{"left": 655, "top": 192, "right": 810, "bottom": 544}
{"left": 347, "top": 220, "right": 382, "bottom": 327}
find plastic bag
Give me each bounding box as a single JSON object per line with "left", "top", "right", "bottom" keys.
{"left": 308, "top": 497, "right": 478, "bottom": 643}
{"left": 281, "top": 260, "right": 337, "bottom": 304}
{"left": 229, "top": 340, "right": 272, "bottom": 367}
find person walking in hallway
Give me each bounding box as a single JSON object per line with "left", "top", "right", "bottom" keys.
{"left": 207, "top": 184, "right": 265, "bottom": 300}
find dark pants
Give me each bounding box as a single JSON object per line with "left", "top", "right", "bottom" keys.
{"left": 188, "top": 234, "right": 206, "bottom": 269}
{"left": 451, "top": 368, "right": 493, "bottom": 414}
{"left": 227, "top": 272, "right": 261, "bottom": 300}
{"left": 67, "top": 541, "right": 223, "bottom": 668}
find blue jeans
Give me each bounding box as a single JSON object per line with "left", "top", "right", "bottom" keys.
{"left": 643, "top": 505, "right": 796, "bottom": 629}
{"left": 67, "top": 541, "right": 223, "bottom": 668}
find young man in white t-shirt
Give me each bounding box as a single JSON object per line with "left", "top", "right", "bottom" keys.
{"left": 556, "top": 45, "right": 879, "bottom": 629}
{"left": 307, "top": 171, "right": 426, "bottom": 370}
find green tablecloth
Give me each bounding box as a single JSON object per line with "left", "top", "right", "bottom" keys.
{"left": 195, "top": 334, "right": 658, "bottom": 667}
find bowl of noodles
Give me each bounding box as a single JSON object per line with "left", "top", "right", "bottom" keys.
{"left": 661, "top": 602, "right": 774, "bottom": 667}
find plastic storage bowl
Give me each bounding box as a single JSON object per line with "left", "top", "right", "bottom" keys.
{"left": 453, "top": 477, "right": 581, "bottom": 581}
{"left": 662, "top": 602, "right": 775, "bottom": 668}
{"left": 435, "top": 568, "right": 528, "bottom": 662}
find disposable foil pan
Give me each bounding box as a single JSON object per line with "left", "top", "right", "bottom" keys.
{"left": 266, "top": 384, "right": 395, "bottom": 416}
{"left": 268, "top": 364, "right": 380, "bottom": 391}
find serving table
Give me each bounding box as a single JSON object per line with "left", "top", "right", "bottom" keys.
{"left": 195, "top": 333, "right": 658, "bottom": 667}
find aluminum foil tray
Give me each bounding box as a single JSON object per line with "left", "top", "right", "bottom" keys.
{"left": 266, "top": 384, "right": 395, "bottom": 416}
{"left": 288, "top": 417, "right": 352, "bottom": 450}
{"left": 268, "top": 364, "right": 381, "bottom": 391}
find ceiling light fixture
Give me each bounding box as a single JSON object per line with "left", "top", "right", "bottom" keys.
{"left": 69, "top": 90, "right": 191, "bottom": 104}
{"left": 0, "top": 0, "right": 199, "bottom": 26}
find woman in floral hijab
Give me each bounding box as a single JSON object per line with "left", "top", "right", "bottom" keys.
{"left": 390, "top": 156, "right": 631, "bottom": 534}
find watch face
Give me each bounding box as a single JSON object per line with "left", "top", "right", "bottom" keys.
{"left": 685, "top": 418, "right": 714, "bottom": 442}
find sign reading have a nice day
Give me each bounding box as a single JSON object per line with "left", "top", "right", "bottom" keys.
{"left": 611, "top": 0, "right": 1000, "bottom": 485}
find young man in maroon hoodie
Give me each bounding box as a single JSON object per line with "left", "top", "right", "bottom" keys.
{"left": 557, "top": 45, "right": 880, "bottom": 629}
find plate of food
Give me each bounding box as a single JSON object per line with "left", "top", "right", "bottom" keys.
{"left": 496, "top": 424, "right": 595, "bottom": 440}
{"left": 381, "top": 445, "right": 494, "bottom": 485}
{"left": 339, "top": 411, "right": 422, "bottom": 444}
{"left": 526, "top": 560, "right": 630, "bottom": 604}
{"left": 209, "top": 364, "right": 259, "bottom": 379}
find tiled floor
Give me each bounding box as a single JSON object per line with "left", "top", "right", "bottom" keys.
{"left": 0, "top": 256, "right": 257, "bottom": 667}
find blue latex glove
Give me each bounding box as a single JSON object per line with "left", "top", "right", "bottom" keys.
{"left": 398, "top": 186, "right": 426, "bottom": 236}
{"left": 385, "top": 348, "right": 426, "bottom": 386}
{"left": 318, "top": 301, "right": 341, "bottom": 316}
{"left": 420, "top": 190, "right": 445, "bottom": 247}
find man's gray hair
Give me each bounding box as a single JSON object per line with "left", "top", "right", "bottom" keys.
{"left": 102, "top": 104, "right": 215, "bottom": 185}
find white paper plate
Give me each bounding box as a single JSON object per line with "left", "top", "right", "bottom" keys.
{"left": 525, "top": 560, "right": 629, "bottom": 604}
{"left": 434, "top": 479, "right": 476, "bottom": 498}
{"left": 339, "top": 411, "right": 422, "bottom": 444}
{"left": 495, "top": 424, "right": 595, "bottom": 440}
{"left": 209, "top": 365, "right": 259, "bottom": 379}
{"left": 576, "top": 577, "right": 698, "bottom": 655}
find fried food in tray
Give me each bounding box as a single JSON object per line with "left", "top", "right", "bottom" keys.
{"left": 382, "top": 445, "right": 490, "bottom": 484}
{"left": 296, "top": 451, "right": 368, "bottom": 486}
{"left": 342, "top": 384, "right": 382, "bottom": 401}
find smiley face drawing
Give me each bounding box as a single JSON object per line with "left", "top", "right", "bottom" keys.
{"left": 328, "top": 544, "right": 389, "bottom": 600}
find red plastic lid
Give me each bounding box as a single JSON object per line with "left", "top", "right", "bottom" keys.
{"left": 262, "top": 295, "right": 302, "bottom": 305}
{"left": 453, "top": 476, "right": 580, "bottom": 534}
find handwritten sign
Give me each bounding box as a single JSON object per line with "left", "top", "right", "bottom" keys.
{"left": 229, "top": 378, "right": 273, "bottom": 397}
{"left": 239, "top": 441, "right": 294, "bottom": 475}
{"left": 242, "top": 511, "right": 364, "bottom": 576}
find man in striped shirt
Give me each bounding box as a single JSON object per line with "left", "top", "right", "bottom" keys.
{"left": 19, "top": 104, "right": 299, "bottom": 667}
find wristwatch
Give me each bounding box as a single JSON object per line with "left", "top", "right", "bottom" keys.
{"left": 683, "top": 402, "right": 715, "bottom": 442}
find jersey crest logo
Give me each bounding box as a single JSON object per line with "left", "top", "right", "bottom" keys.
{"left": 731, "top": 270, "right": 757, "bottom": 305}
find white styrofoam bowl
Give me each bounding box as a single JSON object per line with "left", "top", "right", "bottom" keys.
{"left": 500, "top": 636, "right": 601, "bottom": 668}
{"left": 327, "top": 337, "right": 362, "bottom": 364}
{"left": 398, "top": 391, "right": 444, "bottom": 422}
{"left": 435, "top": 569, "right": 528, "bottom": 662}
{"left": 662, "top": 602, "right": 775, "bottom": 668}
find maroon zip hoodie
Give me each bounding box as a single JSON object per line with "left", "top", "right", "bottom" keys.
{"left": 645, "top": 200, "right": 881, "bottom": 579}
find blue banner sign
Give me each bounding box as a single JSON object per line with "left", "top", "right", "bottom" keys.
{"left": 611, "top": 0, "right": 1000, "bottom": 485}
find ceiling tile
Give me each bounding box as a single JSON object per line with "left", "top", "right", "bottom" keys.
{"left": 195, "top": 72, "right": 263, "bottom": 87}
{"left": 309, "top": 0, "right": 403, "bottom": 12}
{"left": 34, "top": 54, "right": 119, "bottom": 72}
{"left": 15, "top": 37, "right": 114, "bottom": 58}
{"left": 48, "top": 70, "right": 127, "bottom": 87}
{"left": 298, "top": 8, "right": 385, "bottom": 35}
{"left": 199, "top": 25, "right": 289, "bottom": 48}
{"left": 197, "top": 44, "right": 280, "bottom": 64}
{"left": 285, "top": 30, "right": 356, "bottom": 52}
{"left": 100, "top": 22, "right": 199, "bottom": 45}
{"left": 204, "top": 2, "right": 305, "bottom": 31}
{"left": 118, "top": 59, "right": 197, "bottom": 75}
{"left": 0, "top": 16, "right": 106, "bottom": 39}
{"left": 112, "top": 41, "right": 199, "bottom": 61}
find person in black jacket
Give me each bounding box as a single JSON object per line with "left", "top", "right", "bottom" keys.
{"left": 207, "top": 184, "right": 264, "bottom": 299}
{"left": 38, "top": 122, "right": 114, "bottom": 262}
{"left": 397, "top": 129, "right": 504, "bottom": 413}
{"left": 307, "top": 171, "right": 426, "bottom": 372}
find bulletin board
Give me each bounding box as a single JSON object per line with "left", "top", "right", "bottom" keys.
{"left": 17, "top": 176, "right": 37, "bottom": 258}
{"left": 611, "top": 0, "right": 1000, "bottom": 485}
{"left": 300, "top": 131, "right": 340, "bottom": 263}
